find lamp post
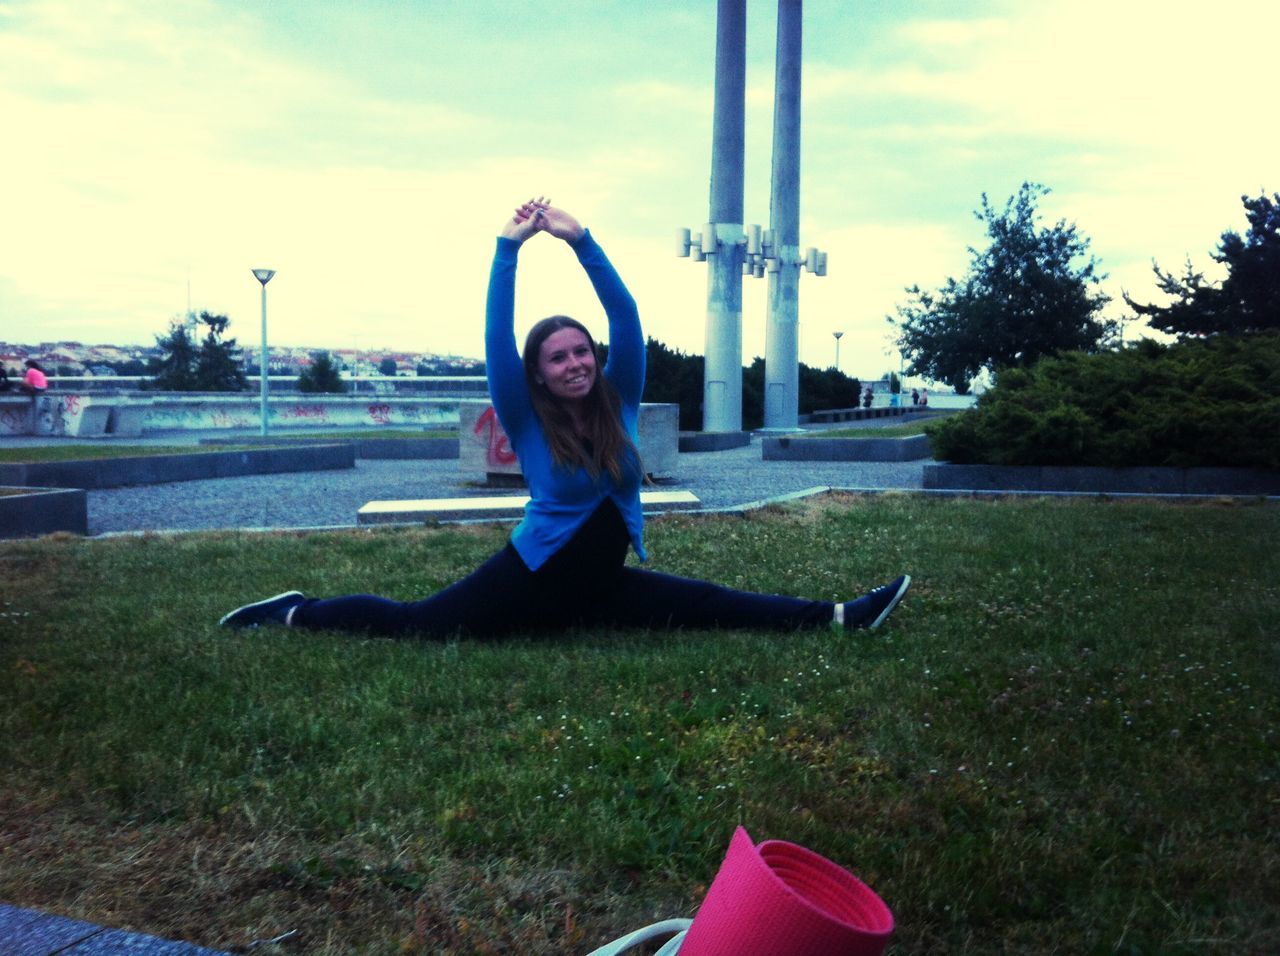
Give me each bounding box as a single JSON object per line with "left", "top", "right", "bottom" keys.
{"left": 832, "top": 330, "right": 843, "bottom": 371}
{"left": 252, "top": 268, "right": 275, "bottom": 436}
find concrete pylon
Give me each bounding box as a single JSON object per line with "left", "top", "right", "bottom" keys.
{"left": 701, "top": 0, "right": 746, "bottom": 433}
{"left": 763, "top": 0, "right": 802, "bottom": 430}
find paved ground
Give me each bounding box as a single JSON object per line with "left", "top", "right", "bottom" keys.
{"left": 0, "top": 417, "right": 939, "bottom": 535}
{"left": 84, "top": 435, "right": 928, "bottom": 535}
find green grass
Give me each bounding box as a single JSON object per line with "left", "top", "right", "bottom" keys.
{"left": 245, "top": 429, "right": 455, "bottom": 441}
{"left": 815, "top": 414, "right": 955, "bottom": 439}
{"left": 0, "top": 444, "right": 274, "bottom": 463}
{"left": 1, "top": 495, "right": 1277, "bottom": 954}
{"left": 0, "top": 431, "right": 454, "bottom": 464}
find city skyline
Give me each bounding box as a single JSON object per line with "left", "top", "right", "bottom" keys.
{"left": 2, "top": 0, "right": 1276, "bottom": 378}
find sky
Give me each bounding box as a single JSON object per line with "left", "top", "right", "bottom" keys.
{"left": 1, "top": 0, "right": 1276, "bottom": 379}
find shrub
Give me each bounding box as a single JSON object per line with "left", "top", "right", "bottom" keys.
{"left": 927, "top": 332, "right": 1280, "bottom": 467}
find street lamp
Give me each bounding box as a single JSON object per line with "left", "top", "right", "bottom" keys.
{"left": 832, "top": 331, "right": 843, "bottom": 371}
{"left": 252, "top": 268, "right": 275, "bottom": 436}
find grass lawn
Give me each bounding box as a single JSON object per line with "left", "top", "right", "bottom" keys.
{"left": 1, "top": 494, "right": 1276, "bottom": 954}
{"left": 0, "top": 431, "right": 454, "bottom": 464}
{"left": 816, "top": 414, "right": 955, "bottom": 439}
{"left": 0, "top": 444, "right": 271, "bottom": 464}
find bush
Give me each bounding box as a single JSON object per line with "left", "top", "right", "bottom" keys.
{"left": 927, "top": 332, "right": 1280, "bottom": 467}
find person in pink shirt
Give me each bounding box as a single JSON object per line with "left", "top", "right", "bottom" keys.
{"left": 19, "top": 359, "right": 48, "bottom": 395}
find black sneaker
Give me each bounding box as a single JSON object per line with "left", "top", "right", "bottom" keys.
{"left": 219, "top": 591, "right": 305, "bottom": 628}
{"left": 841, "top": 575, "right": 911, "bottom": 630}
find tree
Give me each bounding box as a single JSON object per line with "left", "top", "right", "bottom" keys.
{"left": 892, "top": 183, "right": 1114, "bottom": 393}
{"left": 148, "top": 323, "right": 198, "bottom": 390}
{"left": 193, "top": 312, "right": 247, "bottom": 391}
{"left": 149, "top": 312, "right": 246, "bottom": 391}
{"left": 378, "top": 357, "right": 398, "bottom": 376}
{"left": 1124, "top": 192, "right": 1280, "bottom": 337}
{"left": 298, "top": 351, "right": 347, "bottom": 393}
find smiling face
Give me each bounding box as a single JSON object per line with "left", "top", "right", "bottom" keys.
{"left": 536, "top": 326, "right": 597, "bottom": 404}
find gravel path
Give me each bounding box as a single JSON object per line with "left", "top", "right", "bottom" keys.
{"left": 86, "top": 439, "right": 928, "bottom": 535}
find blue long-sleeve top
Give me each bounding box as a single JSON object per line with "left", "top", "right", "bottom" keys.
{"left": 485, "top": 229, "right": 647, "bottom": 571}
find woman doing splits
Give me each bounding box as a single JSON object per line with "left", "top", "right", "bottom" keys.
{"left": 220, "top": 200, "right": 910, "bottom": 637}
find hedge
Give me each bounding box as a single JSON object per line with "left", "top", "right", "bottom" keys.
{"left": 927, "top": 332, "right": 1280, "bottom": 468}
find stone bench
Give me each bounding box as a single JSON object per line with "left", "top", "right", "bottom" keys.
{"left": 357, "top": 489, "right": 700, "bottom": 525}
{"left": 459, "top": 401, "right": 680, "bottom": 483}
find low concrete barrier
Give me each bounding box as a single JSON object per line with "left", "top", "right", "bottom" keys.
{"left": 200, "top": 435, "right": 460, "bottom": 459}
{"left": 30, "top": 393, "right": 117, "bottom": 437}
{"left": 679, "top": 431, "right": 752, "bottom": 452}
{"left": 763, "top": 434, "right": 932, "bottom": 462}
{"left": 0, "top": 444, "right": 355, "bottom": 490}
{"left": 459, "top": 401, "right": 680, "bottom": 483}
{"left": 0, "top": 486, "right": 88, "bottom": 538}
{"left": 139, "top": 394, "right": 462, "bottom": 434}
{"left": 923, "top": 463, "right": 1280, "bottom": 496}
{"left": 358, "top": 489, "right": 701, "bottom": 525}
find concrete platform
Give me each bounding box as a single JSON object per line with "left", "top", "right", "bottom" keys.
{"left": 0, "top": 903, "right": 229, "bottom": 954}
{"left": 358, "top": 489, "right": 701, "bottom": 524}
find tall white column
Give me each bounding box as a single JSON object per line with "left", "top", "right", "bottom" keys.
{"left": 763, "top": 0, "right": 802, "bottom": 430}
{"left": 702, "top": 0, "right": 746, "bottom": 433}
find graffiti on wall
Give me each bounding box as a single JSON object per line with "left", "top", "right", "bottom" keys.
{"left": 473, "top": 406, "right": 517, "bottom": 468}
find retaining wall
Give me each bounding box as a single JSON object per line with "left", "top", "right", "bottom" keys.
{"left": 763, "top": 434, "right": 932, "bottom": 462}
{"left": 0, "top": 487, "right": 88, "bottom": 538}
{"left": 0, "top": 444, "right": 355, "bottom": 490}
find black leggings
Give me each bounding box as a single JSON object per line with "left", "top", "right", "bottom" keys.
{"left": 291, "top": 501, "right": 834, "bottom": 639}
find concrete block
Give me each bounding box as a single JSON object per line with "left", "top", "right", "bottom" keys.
{"left": 762, "top": 434, "right": 931, "bottom": 462}
{"left": 0, "top": 486, "right": 88, "bottom": 537}
{"left": 679, "top": 430, "right": 752, "bottom": 452}
{"left": 358, "top": 489, "right": 700, "bottom": 525}
{"left": 0, "top": 396, "right": 35, "bottom": 435}
{"left": 30, "top": 393, "right": 116, "bottom": 437}
{"left": 460, "top": 401, "right": 680, "bottom": 483}
{"left": 0, "top": 903, "right": 103, "bottom": 952}
{"left": 0, "top": 445, "right": 355, "bottom": 490}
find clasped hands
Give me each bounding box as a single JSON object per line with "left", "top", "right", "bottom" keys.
{"left": 501, "top": 196, "right": 585, "bottom": 244}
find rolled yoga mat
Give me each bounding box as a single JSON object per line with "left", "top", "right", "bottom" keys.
{"left": 677, "top": 826, "right": 894, "bottom": 956}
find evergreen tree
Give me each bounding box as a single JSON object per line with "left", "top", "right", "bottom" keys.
{"left": 149, "top": 311, "right": 246, "bottom": 391}
{"left": 298, "top": 351, "right": 347, "bottom": 393}
{"left": 1124, "top": 192, "right": 1280, "bottom": 337}
{"left": 149, "top": 323, "right": 199, "bottom": 390}
{"left": 193, "top": 312, "right": 247, "bottom": 391}
{"left": 893, "top": 183, "right": 1114, "bottom": 393}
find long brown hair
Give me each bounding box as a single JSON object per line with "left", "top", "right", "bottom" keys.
{"left": 522, "top": 316, "right": 641, "bottom": 483}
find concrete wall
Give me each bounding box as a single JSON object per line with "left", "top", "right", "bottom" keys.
{"left": 0, "top": 487, "right": 88, "bottom": 538}
{"left": 1, "top": 393, "right": 119, "bottom": 437}
{"left": 0, "top": 392, "right": 465, "bottom": 437}
{"left": 459, "top": 401, "right": 680, "bottom": 482}
{"left": 136, "top": 394, "right": 461, "bottom": 435}
{"left": 0, "top": 444, "right": 355, "bottom": 490}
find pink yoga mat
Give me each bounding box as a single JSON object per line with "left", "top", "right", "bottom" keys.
{"left": 678, "top": 827, "right": 894, "bottom": 956}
